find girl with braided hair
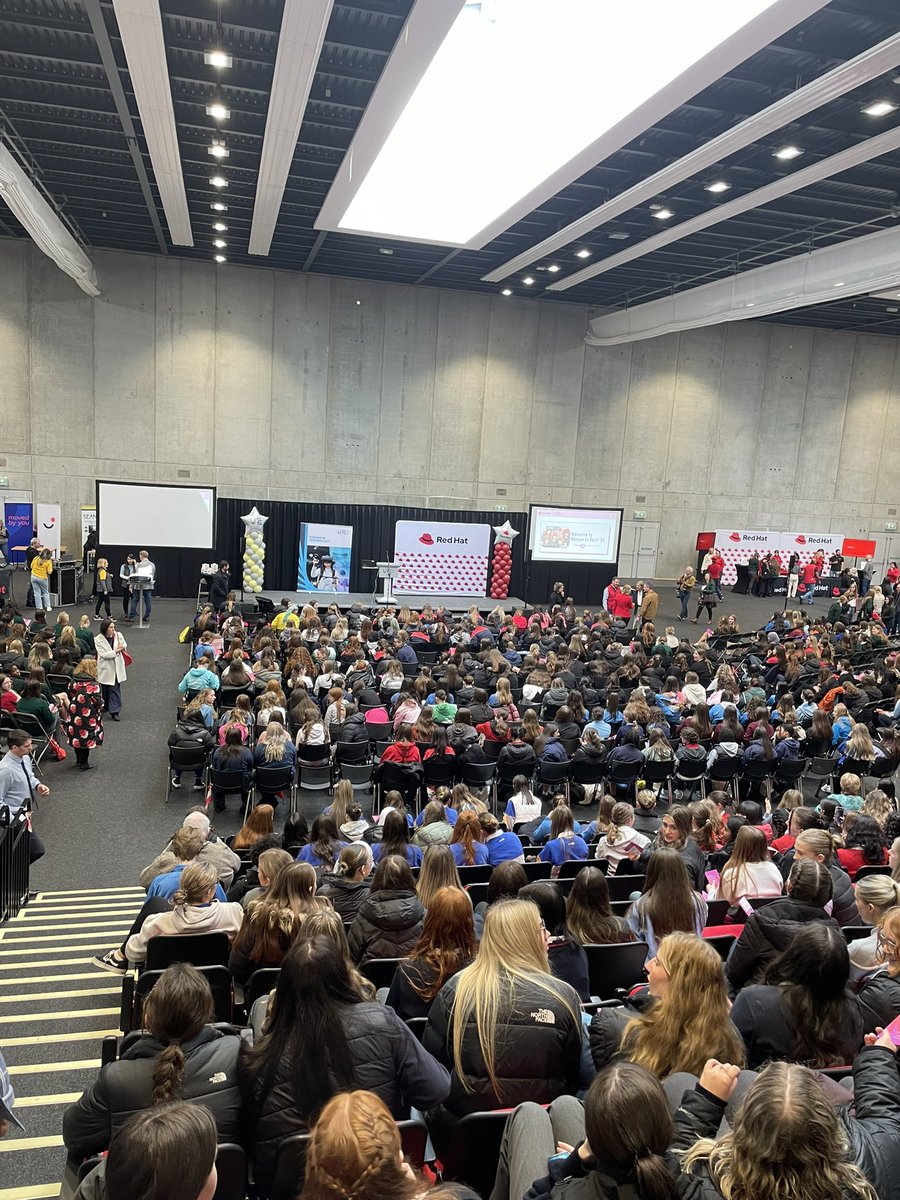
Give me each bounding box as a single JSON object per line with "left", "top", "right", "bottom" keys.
{"left": 62, "top": 963, "right": 241, "bottom": 1157}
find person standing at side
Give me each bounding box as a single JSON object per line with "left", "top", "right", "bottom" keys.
{"left": 707, "top": 550, "right": 725, "bottom": 600}
{"left": 786, "top": 552, "right": 799, "bottom": 600}
{"left": 94, "top": 618, "right": 127, "bottom": 722}
{"left": 118, "top": 555, "right": 135, "bottom": 618}
{"left": 93, "top": 557, "right": 112, "bottom": 619}
{"left": 675, "top": 567, "right": 696, "bottom": 620}
{"left": 128, "top": 550, "right": 155, "bottom": 625}
{"left": 0, "top": 520, "right": 8, "bottom": 559}
{"left": 30, "top": 548, "right": 54, "bottom": 614}
{"left": 208, "top": 561, "right": 230, "bottom": 611}
{"left": 0, "top": 729, "right": 50, "bottom": 862}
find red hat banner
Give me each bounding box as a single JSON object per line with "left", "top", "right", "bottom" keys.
{"left": 489, "top": 520, "right": 519, "bottom": 600}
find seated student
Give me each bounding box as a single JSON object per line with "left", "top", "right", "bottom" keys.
{"left": 217, "top": 693, "right": 254, "bottom": 743}
{"left": 790, "top": 827, "right": 858, "bottom": 926}
{"left": 233, "top": 803, "right": 275, "bottom": 852}
{"left": 234, "top": 846, "right": 292, "bottom": 910}
{"left": 726, "top": 859, "right": 838, "bottom": 991}
{"left": 504, "top": 775, "right": 542, "bottom": 831}
{"left": 423, "top": 899, "right": 582, "bottom": 1154}
{"left": 347, "top": 855, "right": 426, "bottom": 964}
{"left": 237, "top": 934, "right": 449, "bottom": 1197}
{"left": 177, "top": 655, "right": 219, "bottom": 697}
{"left": 625, "top": 849, "right": 707, "bottom": 958}
{"left": 497, "top": 724, "right": 536, "bottom": 773}
{"left": 63, "top": 964, "right": 241, "bottom": 1157}
{"left": 449, "top": 811, "right": 490, "bottom": 867}
{"left": 372, "top": 809, "right": 424, "bottom": 868}
{"left": 593, "top": 802, "right": 651, "bottom": 874}
{"left": 145, "top": 828, "right": 227, "bottom": 904}
{"left": 771, "top": 804, "right": 819, "bottom": 854}
{"left": 15, "top": 678, "right": 58, "bottom": 735}
{"left": 167, "top": 702, "right": 216, "bottom": 791}
{"left": 538, "top": 805, "right": 588, "bottom": 876}
{"left": 631, "top": 788, "right": 662, "bottom": 838}
{"left": 837, "top": 813, "right": 889, "bottom": 879}
{"left": 252, "top": 717, "right": 296, "bottom": 770}
{"left": 638, "top": 806, "right": 707, "bottom": 890}
{"left": 227, "top": 862, "right": 324, "bottom": 986}
{"left": 539, "top": 726, "right": 571, "bottom": 763}
{"left": 729, "top": 923, "right": 864, "bottom": 1071}
{"left": 478, "top": 811, "right": 525, "bottom": 865}
{"left": 73, "top": 1102, "right": 220, "bottom": 1200}
{"left": 849, "top": 874, "right": 900, "bottom": 974}
{"left": 431, "top": 689, "right": 457, "bottom": 726}
{"left": 519, "top": 881, "right": 590, "bottom": 1002}
{"left": 718, "top": 826, "right": 784, "bottom": 906}
{"left": 588, "top": 933, "right": 745, "bottom": 1078}
{"left": 139, "top": 810, "right": 241, "bottom": 891}
{"left": 295, "top": 814, "right": 347, "bottom": 873}
{"left": 316, "top": 843, "right": 374, "bottom": 925}
{"left": 532, "top": 794, "right": 584, "bottom": 843}
{"left": 564, "top": 866, "right": 634, "bottom": 946}
{"left": 122, "top": 863, "right": 244, "bottom": 966}
{"left": 385, "top": 886, "right": 477, "bottom": 1022}
{"left": 209, "top": 727, "right": 254, "bottom": 813}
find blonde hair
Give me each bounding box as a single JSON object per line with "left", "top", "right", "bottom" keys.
{"left": 681, "top": 1061, "right": 879, "bottom": 1200}
{"left": 172, "top": 861, "right": 218, "bottom": 907}
{"left": 861, "top": 788, "right": 894, "bottom": 826}
{"left": 449, "top": 899, "right": 578, "bottom": 1099}
{"left": 622, "top": 933, "right": 745, "bottom": 1078}
{"left": 854, "top": 874, "right": 900, "bottom": 923}
{"left": 795, "top": 828, "right": 835, "bottom": 863}
{"left": 606, "top": 802, "right": 635, "bottom": 845}
{"left": 75, "top": 657, "right": 98, "bottom": 679}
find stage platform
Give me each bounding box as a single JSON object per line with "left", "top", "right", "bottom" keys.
{"left": 252, "top": 588, "right": 527, "bottom": 614}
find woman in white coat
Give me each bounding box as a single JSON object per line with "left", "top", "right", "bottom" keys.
{"left": 94, "top": 617, "right": 128, "bottom": 721}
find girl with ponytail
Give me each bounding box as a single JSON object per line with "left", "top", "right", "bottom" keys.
{"left": 62, "top": 963, "right": 242, "bottom": 1157}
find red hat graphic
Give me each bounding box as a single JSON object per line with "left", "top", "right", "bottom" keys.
{"left": 729, "top": 532, "right": 741, "bottom": 542}
{"left": 419, "top": 533, "right": 434, "bottom": 545}
{"left": 795, "top": 534, "right": 806, "bottom": 545}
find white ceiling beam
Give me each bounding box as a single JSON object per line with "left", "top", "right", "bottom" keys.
{"left": 551, "top": 122, "right": 900, "bottom": 292}
{"left": 111, "top": 0, "right": 193, "bottom": 246}
{"left": 0, "top": 143, "right": 99, "bottom": 296}
{"left": 483, "top": 29, "right": 900, "bottom": 283}
{"left": 248, "top": 0, "right": 334, "bottom": 256}
{"left": 584, "top": 222, "right": 900, "bottom": 345}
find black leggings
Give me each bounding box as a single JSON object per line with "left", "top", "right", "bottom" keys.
{"left": 95, "top": 593, "right": 111, "bottom": 617}
{"left": 122, "top": 590, "right": 130, "bottom": 616}
{"left": 695, "top": 601, "right": 715, "bottom": 621}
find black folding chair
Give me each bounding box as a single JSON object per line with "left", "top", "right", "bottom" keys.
{"left": 166, "top": 745, "right": 209, "bottom": 803}
{"left": 640, "top": 759, "right": 674, "bottom": 804}
{"left": 208, "top": 767, "right": 249, "bottom": 816}
{"left": 537, "top": 759, "right": 571, "bottom": 800}
{"left": 583, "top": 941, "right": 650, "bottom": 1000}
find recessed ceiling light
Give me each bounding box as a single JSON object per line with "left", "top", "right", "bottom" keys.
{"left": 213, "top": 238, "right": 227, "bottom": 248}
{"left": 522, "top": 276, "right": 535, "bottom": 285}
{"left": 773, "top": 144, "right": 803, "bottom": 160}
{"left": 652, "top": 207, "right": 674, "bottom": 220}
{"left": 546, "top": 263, "right": 560, "bottom": 273}
{"left": 746, "top": 302, "right": 756, "bottom": 307}
{"left": 862, "top": 100, "right": 898, "bottom": 118}
{"left": 211, "top": 202, "right": 227, "bottom": 212}
{"left": 378, "top": 247, "right": 394, "bottom": 255}
{"left": 501, "top": 288, "right": 513, "bottom": 296}
{"left": 206, "top": 102, "right": 231, "bottom": 121}
{"left": 887, "top": 306, "right": 899, "bottom": 313}
{"left": 704, "top": 179, "right": 731, "bottom": 193}
{"left": 209, "top": 175, "right": 228, "bottom": 188}
{"left": 608, "top": 231, "right": 629, "bottom": 240}
{"left": 833, "top": 281, "right": 844, "bottom": 287}
{"left": 214, "top": 254, "right": 226, "bottom": 263}
{"left": 213, "top": 222, "right": 228, "bottom": 232}
{"left": 204, "top": 50, "right": 232, "bottom": 69}
{"left": 575, "top": 248, "right": 591, "bottom": 259}
{"left": 208, "top": 141, "right": 229, "bottom": 159}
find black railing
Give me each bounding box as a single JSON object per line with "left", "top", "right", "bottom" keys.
{"left": 0, "top": 814, "right": 30, "bottom": 922}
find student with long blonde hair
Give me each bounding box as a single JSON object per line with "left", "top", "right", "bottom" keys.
{"left": 589, "top": 932, "right": 745, "bottom": 1078}
{"left": 423, "top": 899, "right": 581, "bottom": 1147}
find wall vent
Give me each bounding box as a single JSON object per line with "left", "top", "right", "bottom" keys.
{"left": 177, "top": 469, "right": 191, "bottom": 478}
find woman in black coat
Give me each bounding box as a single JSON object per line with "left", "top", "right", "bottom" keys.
{"left": 726, "top": 859, "right": 837, "bottom": 992}
{"left": 62, "top": 964, "right": 240, "bottom": 1158}
{"left": 238, "top": 934, "right": 448, "bottom": 1197}
{"left": 347, "top": 854, "right": 425, "bottom": 965}
{"left": 316, "top": 843, "right": 373, "bottom": 924}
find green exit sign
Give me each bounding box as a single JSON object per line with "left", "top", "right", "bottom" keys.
{"left": 886, "top": 521, "right": 898, "bottom": 532}
{"left": 633, "top": 509, "right": 647, "bottom": 520}
{"left": 0, "top": 477, "right": 8, "bottom": 488}
{"left": 495, "top": 504, "right": 508, "bottom": 512}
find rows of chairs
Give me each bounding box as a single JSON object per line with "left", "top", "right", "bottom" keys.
{"left": 0, "top": 709, "right": 56, "bottom": 770}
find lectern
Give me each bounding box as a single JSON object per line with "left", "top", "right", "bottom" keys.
{"left": 375, "top": 561, "right": 401, "bottom": 605}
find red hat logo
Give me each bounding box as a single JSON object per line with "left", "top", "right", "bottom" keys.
{"left": 795, "top": 534, "right": 806, "bottom": 545}
{"left": 419, "top": 533, "right": 434, "bottom": 545}
{"left": 729, "top": 532, "right": 741, "bottom": 542}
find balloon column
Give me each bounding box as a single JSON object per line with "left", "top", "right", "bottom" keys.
{"left": 240, "top": 506, "right": 268, "bottom": 595}
{"left": 489, "top": 520, "right": 520, "bottom": 599}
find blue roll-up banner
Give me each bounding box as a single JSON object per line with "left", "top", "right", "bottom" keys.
{"left": 297, "top": 523, "right": 353, "bottom": 592}
{"left": 4, "top": 503, "right": 33, "bottom": 563}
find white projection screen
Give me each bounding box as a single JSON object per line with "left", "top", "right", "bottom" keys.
{"left": 529, "top": 504, "right": 622, "bottom": 564}
{"left": 97, "top": 482, "right": 216, "bottom": 549}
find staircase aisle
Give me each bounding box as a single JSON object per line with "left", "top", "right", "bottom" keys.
{"left": 0, "top": 888, "right": 145, "bottom": 1199}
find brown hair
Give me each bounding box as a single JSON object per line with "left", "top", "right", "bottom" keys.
{"left": 142, "top": 963, "right": 215, "bottom": 1104}
{"left": 233, "top": 803, "right": 275, "bottom": 850}
{"left": 407, "top": 887, "right": 476, "bottom": 1003}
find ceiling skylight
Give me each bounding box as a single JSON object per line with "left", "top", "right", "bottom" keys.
{"left": 316, "top": 0, "right": 827, "bottom": 247}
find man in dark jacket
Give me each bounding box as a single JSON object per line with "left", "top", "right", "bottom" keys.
{"left": 208, "top": 562, "right": 230, "bottom": 610}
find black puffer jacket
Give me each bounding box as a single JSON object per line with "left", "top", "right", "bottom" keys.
{"left": 336, "top": 712, "right": 369, "bottom": 744}
{"left": 316, "top": 875, "right": 371, "bottom": 924}
{"left": 240, "top": 1002, "right": 449, "bottom": 1193}
{"left": 348, "top": 888, "right": 425, "bottom": 964}
{"left": 62, "top": 1027, "right": 241, "bottom": 1156}
{"left": 779, "top": 853, "right": 857, "bottom": 926}
{"left": 422, "top": 972, "right": 582, "bottom": 1118}
{"left": 856, "top": 970, "right": 900, "bottom": 1031}
{"left": 166, "top": 716, "right": 215, "bottom": 755}
{"left": 674, "top": 1047, "right": 900, "bottom": 1200}
{"left": 725, "top": 898, "right": 840, "bottom": 991}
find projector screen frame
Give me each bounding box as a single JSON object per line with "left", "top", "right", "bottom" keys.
{"left": 95, "top": 479, "right": 218, "bottom": 552}
{"left": 527, "top": 502, "right": 624, "bottom": 566}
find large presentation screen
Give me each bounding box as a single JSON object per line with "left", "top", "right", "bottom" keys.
{"left": 529, "top": 505, "right": 622, "bottom": 564}
{"left": 97, "top": 482, "right": 216, "bottom": 549}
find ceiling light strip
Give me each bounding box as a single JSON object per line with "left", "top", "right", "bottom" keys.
{"left": 482, "top": 29, "right": 900, "bottom": 283}
{"left": 550, "top": 122, "right": 900, "bottom": 292}
{"left": 584, "top": 222, "right": 900, "bottom": 345}
{"left": 248, "top": 0, "right": 334, "bottom": 256}
{"left": 111, "top": 0, "right": 193, "bottom": 246}
{"left": 0, "top": 143, "right": 99, "bottom": 295}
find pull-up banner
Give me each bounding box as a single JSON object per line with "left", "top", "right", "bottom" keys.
{"left": 394, "top": 520, "right": 491, "bottom": 595}
{"left": 297, "top": 523, "right": 353, "bottom": 592}
{"left": 713, "top": 530, "right": 848, "bottom": 585}
{"left": 4, "top": 502, "right": 33, "bottom": 563}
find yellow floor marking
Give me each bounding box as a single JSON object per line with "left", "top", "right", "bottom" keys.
{"left": 0, "top": 972, "right": 122, "bottom": 986}
{"left": 0, "top": 1008, "right": 119, "bottom": 1024}
{"left": 12, "top": 1093, "right": 81, "bottom": 1107}
{"left": 0, "top": 919, "right": 135, "bottom": 934}
{"left": 0, "top": 932, "right": 129, "bottom": 950}
{"left": 0, "top": 958, "right": 97, "bottom": 971}
{"left": 7, "top": 1060, "right": 100, "bottom": 1075}
{"left": 2, "top": 1030, "right": 119, "bottom": 1046}
{"left": 35, "top": 888, "right": 144, "bottom": 897}
{"left": 0, "top": 1185, "right": 62, "bottom": 1200}
{"left": 0, "top": 987, "right": 120, "bottom": 1004}
{"left": 0, "top": 1135, "right": 65, "bottom": 1152}
{"left": 12, "top": 907, "right": 141, "bottom": 920}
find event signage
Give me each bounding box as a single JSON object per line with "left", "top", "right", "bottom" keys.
{"left": 394, "top": 520, "right": 491, "bottom": 595}
{"left": 713, "top": 529, "right": 859, "bottom": 585}
{"left": 297, "top": 523, "right": 353, "bottom": 592}
{"left": 3, "top": 502, "right": 33, "bottom": 563}
{"left": 36, "top": 502, "right": 61, "bottom": 552}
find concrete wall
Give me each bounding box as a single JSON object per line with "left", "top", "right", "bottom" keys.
{"left": 1, "top": 238, "right": 899, "bottom": 579}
